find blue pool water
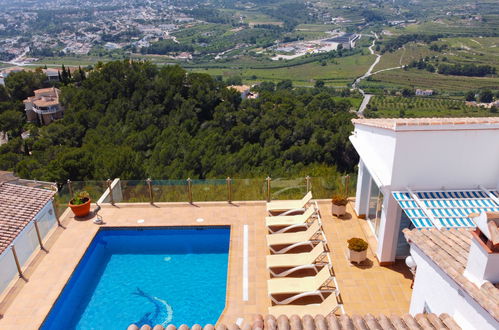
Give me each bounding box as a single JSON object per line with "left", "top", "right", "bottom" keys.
{"left": 41, "top": 227, "right": 230, "bottom": 329}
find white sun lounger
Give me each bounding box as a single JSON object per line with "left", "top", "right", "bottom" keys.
{"left": 266, "top": 191, "right": 313, "bottom": 214}
{"left": 268, "top": 290, "right": 340, "bottom": 317}
{"left": 267, "top": 220, "right": 323, "bottom": 252}
{"left": 266, "top": 241, "right": 330, "bottom": 270}
{"left": 266, "top": 206, "right": 317, "bottom": 234}
{"left": 267, "top": 266, "right": 337, "bottom": 304}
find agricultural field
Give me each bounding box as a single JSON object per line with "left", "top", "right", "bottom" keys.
{"left": 190, "top": 52, "right": 375, "bottom": 87}
{"left": 374, "top": 43, "right": 438, "bottom": 71}
{"left": 362, "top": 68, "right": 499, "bottom": 96}
{"left": 388, "top": 16, "right": 499, "bottom": 37}
{"left": 368, "top": 96, "right": 498, "bottom": 118}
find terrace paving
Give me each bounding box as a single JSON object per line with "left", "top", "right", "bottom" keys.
{"left": 0, "top": 200, "right": 412, "bottom": 329}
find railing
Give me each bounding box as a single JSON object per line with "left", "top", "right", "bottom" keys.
{"left": 55, "top": 175, "right": 356, "bottom": 214}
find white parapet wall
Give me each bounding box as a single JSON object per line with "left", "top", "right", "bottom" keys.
{"left": 97, "top": 178, "right": 123, "bottom": 204}
{"left": 0, "top": 200, "right": 58, "bottom": 296}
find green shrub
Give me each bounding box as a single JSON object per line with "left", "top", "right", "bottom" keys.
{"left": 347, "top": 237, "right": 368, "bottom": 252}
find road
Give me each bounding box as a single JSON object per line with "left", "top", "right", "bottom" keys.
{"left": 352, "top": 33, "right": 403, "bottom": 117}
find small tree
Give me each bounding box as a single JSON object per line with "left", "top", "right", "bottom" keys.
{"left": 402, "top": 88, "right": 413, "bottom": 97}
{"left": 314, "top": 80, "right": 325, "bottom": 88}
{"left": 465, "top": 91, "right": 476, "bottom": 102}
{"left": 479, "top": 90, "right": 493, "bottom": 103}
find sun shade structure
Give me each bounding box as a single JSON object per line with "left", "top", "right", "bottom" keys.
{"left": 393, "top": 189, "right": 499, "bottom": 229}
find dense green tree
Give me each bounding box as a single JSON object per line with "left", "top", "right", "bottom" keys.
{"left": 465, "top": 91, "right": 476, "bottom": 102}
{"left": 0, "top": 60, "right": 358, "bottom": 183}
{"left": 479, "top": 90, "right": 494, "bottom": 103}
{"left": 314, "top": 80, "right": 325, "bottom": 88}
{"left": 0, "top": 110, "right": 24, "bottom": 138}
{"left": 5, "top": 70, "right": 47, "bottom": 101}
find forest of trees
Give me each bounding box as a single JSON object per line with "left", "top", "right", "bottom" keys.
{"left": 437, "top": 63, "right": 496, "bottom": 77}
{"left": 0, "top": 61, "right": 358, "bottom": 183}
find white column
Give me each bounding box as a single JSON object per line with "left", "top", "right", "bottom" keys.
{"left": 375, "top": 191, "right": 401, "bottom": 263}
{"left": 354, "top": 160, "right": 371, "bottom": 217}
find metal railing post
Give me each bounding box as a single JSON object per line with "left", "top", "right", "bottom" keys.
{"left": 266, "top": 177, "right": 271, "bottom": 202}
{"left": 306, "top": 175, "right": 311, "bottom": 192}
{"left": 52, "top": 200, "right": 64, "bottom": 228}
{"left": 345, "top": 175, "right": 350, "bottom": 197}
{"left": 107, "top": 179, "right": 114, "bottom": 205}
{"left": 33, "top": 220, "right": 46, "bottom": 251}
{"left": 11, "top": 245, "right": 26, "bottom": 280}
{"left": 147, "top": 178, "right": 154, "bottom": 204}
{"left": 187, "top": 178, "right": 193, "bottom": 204}
{"left": 67, "top": 179, "right": 73, "bottom": 197}
{"left": 226, "top": 177, "right": 232, "bottom": 203}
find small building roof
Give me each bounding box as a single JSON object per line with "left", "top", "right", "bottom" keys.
{"left": 0, "top": 183, "right": 55, "bottom": 254}
{"left": 404, "top": 228, "right": 499, "bottom": 321}
{"left": 352, "top": 117, "right": 499, "bottom": 131}
{"left": 33, "top": 98, "right": 59, "bottom": 107}
{"left": 130, "top": 313, "right": 461, "bottom": 330}
{"left": 228, "top": 85, "right": 251, "bottom": 93}
{"left": 34, "top": 87, "right": 59, "bottom": 95}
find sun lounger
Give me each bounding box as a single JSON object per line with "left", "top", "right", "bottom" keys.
{"left": 266, "top": 242, "right": 329, "bottom": 269}
{"left": 268, "top": 290, "right": 340, "bottom": 317}
{"left": 266, "top": 191, "right": 313, "bottom": 214}
{"left": 267, "top": 220, "right": 323, "bottom": 252}
{"left": 267, "top": 266, "right": 336, "bottom": 298}
{"left": 266, "top": 206, "right": 317, "bottom": 234}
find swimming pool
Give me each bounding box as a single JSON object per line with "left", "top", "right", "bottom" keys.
{"left": 41, "top": 227, "right": 230, "bottom": 329}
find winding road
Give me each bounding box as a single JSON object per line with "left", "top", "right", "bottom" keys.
{"left": 352, "top": 33, "right": 402, "bottom": 117}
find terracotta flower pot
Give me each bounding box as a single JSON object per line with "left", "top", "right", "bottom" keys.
{"left": 331, "top": 203, "right": 346, "bottom": 216}
{"left": 69, "top": 198, "right": 91, "bottom": 217}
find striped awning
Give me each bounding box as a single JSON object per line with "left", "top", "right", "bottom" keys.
{"left": 393, "top": 189, "right": 499, "bottom": 229}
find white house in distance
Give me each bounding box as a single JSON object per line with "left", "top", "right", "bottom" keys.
{"left": 349, "top": 117, "right": 499, "bottom": 264}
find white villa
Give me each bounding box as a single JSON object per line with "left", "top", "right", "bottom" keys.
{"left": 350, "top": 117, "right": 499, "bottom": 329}
{"left": 23, "top": 87, "right": 64, "bottom": 125}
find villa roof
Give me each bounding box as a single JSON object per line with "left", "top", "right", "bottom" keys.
{"left": 129, "top": 313, "right": 461, "bottom": 330}
{"left": 34, "top": 87, "right": 59, "bottom": 95}
{"left": 0, "top": 183, "right": 55, "bottom": 254}
{"left": 228, "top": 85, "right": 251, "bottom": 93}
{"left": 33, "top": 98, "right": 59, "bottom": 107}
{"left": 352, "top": 117, "right": 499, "bottom": 131}
{"left": 403, "top": 228, "right": 499, "bottom": 320}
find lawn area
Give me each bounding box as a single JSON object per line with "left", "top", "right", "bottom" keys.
{"left": 362, "top": 68, "right": 499, "bottom": 95}
{"left": 369, "top": 95, "right": 499, "bottom": 118}
{"left": 191, "top": 53, "right": 375, "bottom": 87}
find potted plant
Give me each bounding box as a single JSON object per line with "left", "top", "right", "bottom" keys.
{"left": 331, "top": 194, "right": 348, "bottom": 216}
{"left": 347, "top": 237, "right": 368, "bottom": 264}
{"left": 69, "top": 191, "right": 91, "bottom": 217}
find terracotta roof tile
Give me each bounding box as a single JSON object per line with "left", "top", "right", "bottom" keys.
{"left": 129, "top": 314, "right": 461, "bottom": 330}
{"left": 0, "top": 183, "right": 55, "bottom": 254}
{"left": 352, "top": 117, "right": 499, "bottom": 131}
{"left": 404, "top": 228, "right": 499, "bottom": 321}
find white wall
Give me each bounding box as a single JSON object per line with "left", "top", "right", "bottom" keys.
{"left": 352, "top": 123, "right": 499, "bottom": 190}
{"left": 391, "top": 128, "right": 499, "bottom": 190}
{"left": 410, "top": 245, "right": 499, "bottom": 330}
{"left": 349, "top": 125, "right": 398, "bottom": 187}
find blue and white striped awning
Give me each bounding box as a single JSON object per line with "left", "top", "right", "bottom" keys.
{"left": 393, "top": 189, "right": 499, "bottom": 229}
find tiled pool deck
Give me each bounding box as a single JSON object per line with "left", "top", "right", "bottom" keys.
{"left": 0, "top": 200, "right": 412, "bottom": 329}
